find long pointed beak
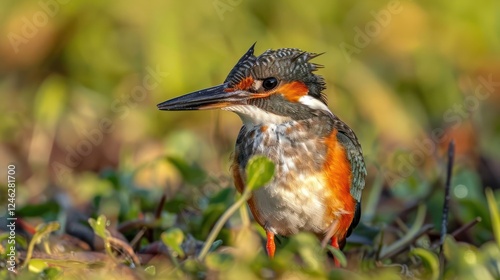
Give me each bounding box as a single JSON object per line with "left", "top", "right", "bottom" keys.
{"left": 157, "top": 83, "right": 246, "bottom": 111}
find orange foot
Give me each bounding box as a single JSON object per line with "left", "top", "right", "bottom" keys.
{"left": 331, "top": 236, "right": 341, "bottom": 267}
{"left": 266, "top": 231, "right": 275, "bottom": 258}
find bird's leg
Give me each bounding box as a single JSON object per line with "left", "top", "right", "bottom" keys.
{"left": 331, "top": 236, "right": 341, "bottom": 267}
{"left": 266, "top": 231, "right": 276, "bottom": 258}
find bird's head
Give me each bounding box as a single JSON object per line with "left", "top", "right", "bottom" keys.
{"left": 157, "top": 44, "right": 330, "bottom": 125}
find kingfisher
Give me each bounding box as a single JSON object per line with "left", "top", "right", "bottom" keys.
{"left": 157, "top": 44, "right": 366, "bottom": 265}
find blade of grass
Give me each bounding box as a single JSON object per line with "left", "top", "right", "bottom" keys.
{"left": 379, "top": 204, "right": 427, "bottom": 259}
{"left": 363, "top": 169, "right": 384, "bottom": 223}
{"left": 197, "top": 191, "right": 253, "bottom": 260}
{"left": 486, "top": 188, "right": 500, "bottom": 248}
{"left": 411, "top": 248, "right": 439, "bottom": 280}
{"left": 22, "top": 222, "right": 60, "bottom": 268}
{"left": 238, "top": 193, "right": 251, "bottom": 228}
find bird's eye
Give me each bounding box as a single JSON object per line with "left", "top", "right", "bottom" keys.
{"left": 262, "top": 77, "right": 278, "bottom": 90}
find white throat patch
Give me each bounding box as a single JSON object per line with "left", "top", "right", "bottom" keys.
{"left": 223, "top": 105, "right": 292, "bottom": 125}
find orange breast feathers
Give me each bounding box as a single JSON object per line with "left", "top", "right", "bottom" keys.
{"left": 322, "top": 129, "right": 356, "bottom": 240}
{"left": 231, "top": 159, "right": 244, "bottom": 194}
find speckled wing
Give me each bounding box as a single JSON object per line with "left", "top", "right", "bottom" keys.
{"left": 333, "top": 118, "right": 366, "bottom": 203}
{"left": 333, "top": 118, "right": 366, "bottom": 241}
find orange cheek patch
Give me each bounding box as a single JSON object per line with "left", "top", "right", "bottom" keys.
{"left": 225, "top": 77, "right": 254, "bottom": 92}
{"left": 276, "top": 81, "right": 309, "bottom": 102}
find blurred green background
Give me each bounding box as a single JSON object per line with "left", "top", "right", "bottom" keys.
{"left": 1, "top": 0, "right": 499, "bottom": 239}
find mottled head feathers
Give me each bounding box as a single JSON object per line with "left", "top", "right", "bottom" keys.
{"left": 224, "top": 44, "right": 327, "bottom": 104}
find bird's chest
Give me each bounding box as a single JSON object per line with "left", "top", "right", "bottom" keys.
{"left": 235, "top": 122, "right": 333, "bottom": 235}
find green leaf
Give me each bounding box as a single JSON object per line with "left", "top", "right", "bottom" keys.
{"left": 167, "top": 156, "right": 206, "bottom": 185}
{"left": 28, "top": 259, "right": 48, "bottom": 273}
{"left": 209, "top": 240, "right": 223, "bottom": 252}
{"left": 443, "top": 235, "right": 459, "bottom": 261}
{"left": 88, "top": 215, "right": 110, "bottom": 239}
{"left": 326, "top": 245, "right": 347, "bottom": 268}
{"left": 88, "top": 215, "right": 120, "bottom": 262}
{"left": 159, "top": 211, "right": 177, "bottom": 229}
{"left": 43, "top": 267, "right": 62, "bottom": 280}
{"left": 486, "top": 188, "right": 500, "bottom": 248}
{"left": 245, "top": 156, "right": 275, "bottom": 191}
{"left": 208, "top": 187, "right": 234, "bottom": 204}
{"left": 411, "top": 248, "right": 439, "bottom": 280}
{"left": 164, "top": 196, "right": 188, "bottom": 213}
{"left": 17, "top": 200, "right": 60, "bottom": 218}
{"left": 44, "top": 267, "right": 62, "bottom": 279}
{"left": 144, "top": 265, "right": 156, "bottom": 276}
{"left": 161, "top": 228, "right": 185, "bottom": 258}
